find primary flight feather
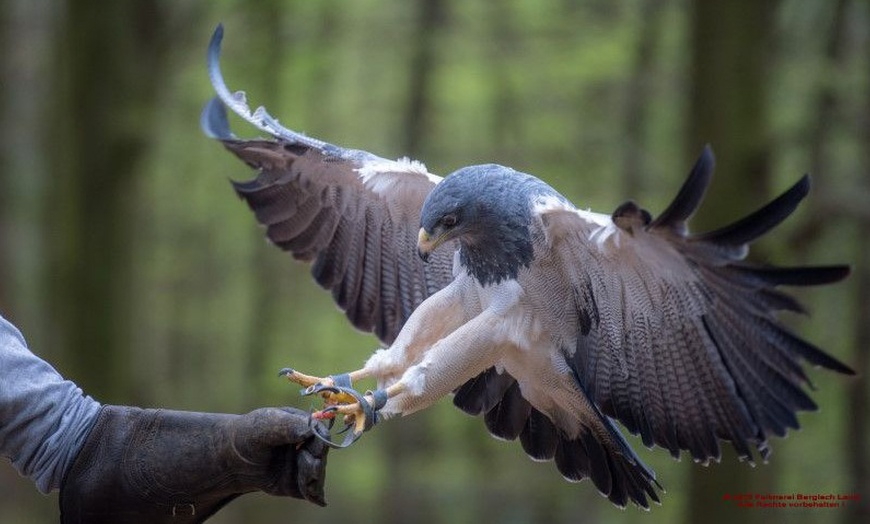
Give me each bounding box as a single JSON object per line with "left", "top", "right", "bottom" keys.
{"left": 202, "top": 25, "right": 853, "bottom": 509}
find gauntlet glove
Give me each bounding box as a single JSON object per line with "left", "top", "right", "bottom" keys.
{"left": 60, "top": 405, "right": 327, "bottom": 523}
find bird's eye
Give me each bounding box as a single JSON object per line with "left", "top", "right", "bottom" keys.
{"left": 441, "top": 214, "right": 457, "bottom": 228}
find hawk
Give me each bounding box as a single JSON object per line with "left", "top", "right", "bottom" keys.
{"left": 201, "top": 25, "right": 853, "bottom": 509}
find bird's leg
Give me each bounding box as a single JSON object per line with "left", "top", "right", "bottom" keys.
{"left": 304, "top": 308, "right": 506, "bottom": 447}
{"left": 283, "top": 282, "right": 471, "bottom": 447}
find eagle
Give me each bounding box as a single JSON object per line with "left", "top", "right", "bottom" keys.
{"left": 201, "top": 25, "right": 853, "bottom": 509}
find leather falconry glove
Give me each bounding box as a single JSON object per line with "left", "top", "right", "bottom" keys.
{"left": 60, "top": 405, "right": 328, "bottom": 523}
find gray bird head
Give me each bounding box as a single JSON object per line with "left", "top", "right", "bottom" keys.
{"left": 418, "top": 164, "right": 564, "bottom": 286}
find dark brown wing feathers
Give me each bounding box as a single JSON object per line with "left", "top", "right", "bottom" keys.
{"left": 560, "top": 147, "right": 852, "bottom": 466}
{"left": 222, "top": 139, "right": 454, "bottom": 345}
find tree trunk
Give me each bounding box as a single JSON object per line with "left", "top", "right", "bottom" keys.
{"left": 846, "top": 204, "right": 870, "bottom": 524}
{"left": 0, "top": 0, "right": 54, "bottom": 328}
{"left": 487, "top": 2, "right": 521, "bottom": 167}
{"left": 240, "top": 0, "right": 287, "bottom": 408}
{"left": 790, "top": 0, "right": 850, "bottom": 254}
{"left": 402, "top": 0, "right": 446, "bottom": 157}
{"left": 685, "top": 2, "right": 778, "bottom": 524}
{"left": 845, "top": 5, "right": 870, "bottom": 521}
{"left": 46, "top": 1, "right": 169, "bottom": 401}
{"left": 621, "top": 0, "right": 666, "bottom": 197}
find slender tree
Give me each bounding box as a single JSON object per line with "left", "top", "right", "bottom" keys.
{"left": 621, "top": 0, "right": 667, "bottom": 197}
{"left": 846, "top": 178, "right": 870, "bottom": 524}
{"left": 845, "top": 5, "right": 870, "bottom": 522}
{"left": 685, "top": 2, "right": 778, "bottom": 524}
{"left": 46, "top": 2, "right": 170, "bottom": 400}
{"left": 0, "top": 1, "right": 52, "bottom": 326}
{"left": 791, "top": 0, "right": 851, "bottom": 253}
{"left": 241, "top": 0, "right": 288, "bottom": 408}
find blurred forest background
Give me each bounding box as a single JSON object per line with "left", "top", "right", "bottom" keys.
{"left": 1, "top": 0, "right": 868, "bottom": 523}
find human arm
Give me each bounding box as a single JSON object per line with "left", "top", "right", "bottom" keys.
{"left": 0, "top": 315, "right": 101, "bottom": 494}
{"left": 0, "top": 315, "right": 328, "bottom": 523}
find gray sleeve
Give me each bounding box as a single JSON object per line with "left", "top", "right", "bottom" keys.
{"left": 0, "top": 315, "right": 102, "bottom": 493}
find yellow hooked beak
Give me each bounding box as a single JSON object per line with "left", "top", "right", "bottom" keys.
{"left": 417, "top": 228, "right": 446, "bottom": 262}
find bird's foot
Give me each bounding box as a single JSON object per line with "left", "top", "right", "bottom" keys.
{"left": 309, "top": 386, "right": 388, "bottom": 448}
{"left": 278, "top": 367, "right": 387, "bottom": 448}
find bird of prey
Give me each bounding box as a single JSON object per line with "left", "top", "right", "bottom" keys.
{"left": 201, "top": 25, "right": 853, "bottom": 509}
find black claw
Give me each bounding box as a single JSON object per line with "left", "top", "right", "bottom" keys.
{"left": 342, "top": 431, "right": 364, "bottom": 447}
{"left": 309, "top": 413, "right": 339, "bottom": 442}
{"left": 308, "top": 407, "right": 364, "bottom": 449}
{"left": 324, "top": 429, "right": 362, "bottom": 449}
{"left": 304, "top": 385, "right": 387, "bottom": 449}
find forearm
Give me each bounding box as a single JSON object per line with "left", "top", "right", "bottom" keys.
{"left": 0, "top": 315, "right": 101, "bottom": 493}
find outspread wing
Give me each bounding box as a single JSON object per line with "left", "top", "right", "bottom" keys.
{"left": 540, "top": 146, "right": 853, "bottom": 464}
{"left": 202, "top": 25, "right": 455, "bottom": 345}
